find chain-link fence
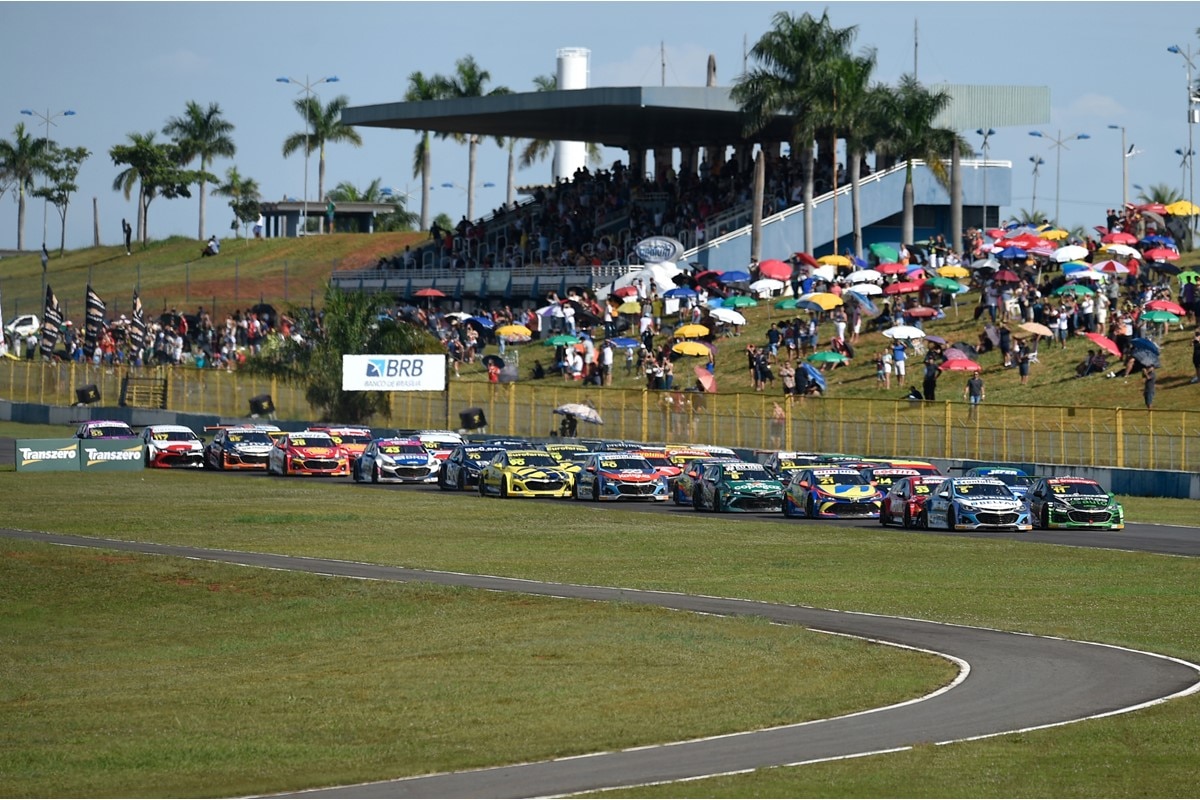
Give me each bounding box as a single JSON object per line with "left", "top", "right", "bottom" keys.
{"left": 2, "top": 359, "right": 1195, "bottom": 471}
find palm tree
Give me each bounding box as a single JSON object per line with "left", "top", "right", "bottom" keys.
{"left": 732, "top": 11, "right": 857, "bottom": 254}
{"left": 405, "top": 70, "right": 446, "bottom": 233}
{"left": 842, "top": 80, "right": 890, "bottom": 259}
{"left": 212, "top": 166, "right": 261, "bottom": 239}
{"left": 162, "top": 101, "right": 236, "bottom": 240}
{"left": 875, "top": 75, "right": 963, "bottom": 245}
{"left": 110, "top": 130, "right": 158, "bottom": 243}
{"left": 440, "top": 56, "right": 509, "bottom": 221}
{"left": 1137, "top": 183, "right": 1185, "bottom": 205}
{"left": 0, "top": 122, "right": 51, "bottom": 250}
{"left": 282, "top": 94, "right": 363, "bottom": 232}
{"left": 824, "top": 49, "right": 877, "bottom": 258}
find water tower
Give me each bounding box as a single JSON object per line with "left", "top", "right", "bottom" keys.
{"left": 553, "top": 47, "right": 590, "bottom": 181}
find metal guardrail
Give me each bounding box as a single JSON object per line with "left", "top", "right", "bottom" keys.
{"left": 2, "top": 359, "right": 1195, "bottom": 472}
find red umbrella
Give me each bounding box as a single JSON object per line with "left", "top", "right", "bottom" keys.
{"left": 1093, "top": 259, "right": 1130, "bottom": 274}
{"left": 939, "top": 358, "right": 982, "bottom": 372}
{"left": 694, "top": 270, "right": 722, "bottom": 284}
{"left": 1137, "top": 203, "right": 1169, "bottom": 215}
{"left": 612, "top": 285, "right": 638, "bottom": 298}
{"left": 757, "top": 259, "right": 793, "bottom": 280}
{"left": 693, "top": 366, "right": 716, "bottom": 393}
{"left": 904, "top": 306, "right": 940, "bottom": 319}
{"left": 1084, "top": 332, "right": 1122, "bottom": 358}
{"left": 1146, "top": 299, "right": 1186, "bottom": 315}
{"left": 1102, "top": 232, "right": 1138, "bottom": 245}
{"left": 793, "top": 252, "right": 819, "bottom": 268}
{"left": 876, "top": 262, "right": 908, "bottom": 275}
{"left": 985, "top": 228, "right": 1007, "bottom": 240}
{"left": 1143, "top": 247, "right": 1180, "bottom": 261}
{"left": 884, "top": 280, "right": 923, "bottom": 295}
{"left": 993, "top": 269, "right": 1021, "bottom": 283}
{"left": 414, "top": 287, "right": 446, "bottom": 298}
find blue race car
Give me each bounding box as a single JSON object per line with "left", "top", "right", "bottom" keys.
{"left": 926, "top": 477, "right": 1033, "bottom": 531}
{"left": 437, "top": 443, "right": 505, "bottom": 490}
{"left": 573, "top": 453, "right": 668, "bottom": 502}
{"left": 963, "top": 466, "right": 1034, "bottom": 500}
{"left": 783, "top": 467, "right": 881, "bottom": 519}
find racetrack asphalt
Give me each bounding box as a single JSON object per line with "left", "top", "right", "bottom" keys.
{"left": 2, "top": 527, "right": 1197, "bottom": 799}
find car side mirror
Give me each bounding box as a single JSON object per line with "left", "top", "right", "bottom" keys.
{"left": 938, "top": 491, "right": 950, "bottom": 498}
{"left": 799, "top": 481, "right": 810, "bottom": 489}
{"left": 586, "top": 466, "right": 596, "bottom": 472}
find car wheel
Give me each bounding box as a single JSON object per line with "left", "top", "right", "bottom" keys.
{"left": 457, "top": 470, "right": 465, "bottom": 491}
{"left": 693, "top": 487, "right": 704, "bottom": 511}
{"left": 806, "top": 495, "right": 817, "bottom": 519}
{"left": 880, "top": 505, "right": 890, "bottom": 526}
{"left": 499, "top": 476, "right": 509, "bottom": 498}
{"left": 478, "top": 477, "right": 487, "bottom": 497}
{"left": 903, "top": 507, "right": 912, "bottom": 529}
{"left": 592, "top": 480, "right": 600, "bottom": 502}
{"left": 783, "top": 496, "right": 796, "bottom": 518}
{"left": 371, "top": 464, "right": 380, "bottom": 484}
{"left": 1040, "top": 506, "right": 1050, "bottom": 530}
{"left": 674, "top": 486, "right": 684, "bottom": 506}
{"left": 715, "top": 491, "right": 726, "bottom": 513}
{"left": 919, "top": 510, "right": 929, "bottom": 530}
{"left": 437, "top": 465, "right": 449, "bottom": 490}
{"left": 946, "top": 508, "right": 956, "bottom": 530}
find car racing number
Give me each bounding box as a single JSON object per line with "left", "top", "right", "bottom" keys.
{"left": 913, "top": 484, "right": 931, "bottom": 495}
{"left": 152, "top": 433, "right": 171, "bottom": 441}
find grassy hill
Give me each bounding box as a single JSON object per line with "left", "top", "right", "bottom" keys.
{"left": 4, "top": 233, "right": 1199, "bottom": 413}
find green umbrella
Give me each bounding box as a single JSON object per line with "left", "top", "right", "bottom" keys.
{"left": 544, "top": 334, "right": 580, "bottom": 346}
{"left": 1141, "top": 310, "right": 1180, "bottom": 323}
{"left": 722, "top": 295, "right": 758, "bottom": 308}
{"left": 1052, "top": 284, "right": 1095, "bottom": 297}
{"left": 806, "top": 351, "right": 848, "bottom": 363}
{"left": 925, "top": 276, "right": 966, "bottom": 292}
{"left": 869, "top": 242, "right": 899, "bottom": 261}
{"left": 1177, "top": 270, "right": 1200, "bottom": 284}
{"left": 775, "top": 298, "right": 800, "bottom": 310}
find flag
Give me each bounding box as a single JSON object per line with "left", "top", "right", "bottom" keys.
{"left": 40, "top": 285, "right": 62, "bottom": 360}
{"left": 84, "top": 284, "right": 106, "bottom": 360}
{"left": 129, "top": 291, "right": 147, "bottom": 354}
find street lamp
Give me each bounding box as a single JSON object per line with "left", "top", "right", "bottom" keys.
{"left": 976, "top": 128, "right": 995, "bottom": 229}
{"left": 1028, "top": 129, "right": 1090, "bottom": 229}
{"left": 1176, "top": 148, "right": 1195, "bottom": 198}
{"left": 276, "top": 74, "right": 339, "bottom": 236}
{"left": 1106, "top": 124, "right": 1135, "bottom": 209}
{"left": 1029, "top": 155, "right": 1045, "bottom": 218}
{"left": 20, "top": 107, "right": 75, "bottom": 247}
{"left": 1168, "top": 44, "right": 1197, "bottom": 239}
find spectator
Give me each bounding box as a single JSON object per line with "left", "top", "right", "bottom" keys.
{"left": 964, "top": 372, "right": 985, "bottom": 420}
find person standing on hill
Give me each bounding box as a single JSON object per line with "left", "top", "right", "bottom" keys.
{"left": 122, "top": 219, "right": 132, "bottom": 255}
{"left": 964, "top": 372, "right": 985, "bottom": 420}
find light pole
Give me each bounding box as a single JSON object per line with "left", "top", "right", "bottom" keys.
{"left": 1029, "top": 155, "right": 1045, "bottom": 218}
{"left": 1106, "top": 124, "right": 1133, "bottom": 209}
{"left": 20, "top": 107, "right": 75, "bottom": 247}
{"left": 1177, "top": 148, "right": 1195, "bottom": 198}
{"left": 1168, "top": 44, "right": 1197, "bottom": 240}
{"left": 975, "top": 128, "right": 995, "bottom": 230}
{"left": 1029, "top": 129, "right": 1090, "bottom": 229}
{"left": 276, "top": 74, "right": 339, "bottom": 236}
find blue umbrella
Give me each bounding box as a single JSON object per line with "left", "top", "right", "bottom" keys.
{"left": 1129, "top": 337, "right": 1160, "bottom": 355}
{"left": 999, "top": 246, "right": 1027, "bottom": 259}
{"left": 800, "top": 362, "right": 827, "bottom": 392}
{"left": 608, "top": 336, "right": 638, "bottom": 349}
{"left": 844, "top": 290, "right": 879, "bottom": 317}
{"left": 1140, "top": 235, "right": 1176, "bottom": 246}
{"left": 719, "top": 270, "right": 752, "bottom": 283}
{"left": 466, "top": 316, "right": 495, "bottom": 330}
{"left": 793, "top": 300, "right": 826, "bottom": 313}
{"left": 663, "top": 286, "right": 698, "bottom": 299}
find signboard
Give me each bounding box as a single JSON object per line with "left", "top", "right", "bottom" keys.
{"left": 80, "top": 440, "right": 144, "bottom": 472}
{"left": 634, "top": 236, "right": 686, "bottom": 264}
{"left": 15, "top": 438, "right": 80, "bottom": 472}
{"left": 342, "top": 354, "right": 447, "bottom": 392}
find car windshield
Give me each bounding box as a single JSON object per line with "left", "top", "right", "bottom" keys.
{"left": 465, "top": 447, "right": 503, "bottom": 461}
{"left": 637, "top": 454, "right": 672, "bottom": 467}
{"left": 290, "top": 437, "right": 332, "bottom": 447}
{"left": 954, "top": 482, "right": 1013, "bottom": 498}
{"left": 329, "top": 433, "right": 372, "bottom": 445}
{"left": 379, "top": 443, "right": 426, "bottom": 455}
{"left": 596, "top": 457, "right": 652, "bottom": 471}
{"left": 987, "top": 473, "right": 1033, "bottom": 488}
{"left": 504, "top": 453, "right": 557, "bottom": 467}
{"left": 227, "top": 431, "right": 273, "bottom": 444}
{"left": 813, "top": 471, "right": 869, "bottom": 486}
{"left": 724, "top": 465, "right": 772, "bottom": 480}
{"left": 87, "top": 426, "right": 133, "bottom": 438}
{"left": 1050, "top": 482, "right": 1108, "bottom": 497}
{"left": 151, "top": 430, "right": 197, "bottom": 442}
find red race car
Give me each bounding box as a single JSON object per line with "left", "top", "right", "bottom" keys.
{"left": 879, "top": 474, "right": 946, "bottom": 529}
{"left": 267, "top": 431, "right": 350, "bottom": 477}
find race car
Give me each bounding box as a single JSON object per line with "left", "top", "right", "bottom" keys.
{"left": 963, "top": 466, "right": 1035, "bottom": 499}
{"left": 74, "top": 420, "right": 136, "bottom": 440}
{"left": 861, "top": 466, "right": 921, "bottom": 494}
{"left": 663, "top": 446, "right": 714, "bottom": 467}
{"left": 203, "top": 425, "right": 278, "bottom": 470}
{"left": 573, "top": 453, "right": 668, "bottom": 502}
{"left": 311, "top": 426, "right": 374, "bottom": 460}
{"left": 761, "top": 451, "right": 829, "bottom": 483}
{"left": 881, "top": 459, "right": 942, "bottom": 476}
{"left": 353, "top": 437, "right": 439, "bottom": 483}
{"left": 879, "top": 474, "right": 948, "bottom": 528}
{"left": 413, "top": 430, "right": 466, "bottom": 461}
{"left": 783, "top": 467, "right": 882, "bottom": 519}
{"left": 627, "top": 449, "right": 683, "bottom": 487}
{"left": 140, "top": 424, "right": 204, "bottom": 469}
{"left": 267, "top": 430, "right": 350, "bottom": 477}
{"left": 692, "top": 461, "right": 784, "bottom": 513}
{"left": 437, "top": 443, "right": 506, "bottom": 490}
{"left": 925, "top": 477, "right": 1033, "bottom": 531}
{"left": 1027, "top": 476, "right": 1125, "bottom": 530}
{"left": 477, "top": 449, "right": 573, "bottom": 499}
{"left": 543, "top": 442, "right": 589, "bottom": 476}
{"left": 673, "top": 457, "right": 739, "bottom": 505}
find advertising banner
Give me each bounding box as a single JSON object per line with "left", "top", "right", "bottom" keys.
{"left": 79, "top": 440, "right": 144, "bottom": 471}
{"left": 15, "top": 438, "right": 80, "bottom": 472}
{"left": 342, "top": 354, "right": 447, "bottom": 392}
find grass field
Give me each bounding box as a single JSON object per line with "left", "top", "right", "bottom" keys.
{"left": 2, "top": 465, "right": 1199, "bottom": 797}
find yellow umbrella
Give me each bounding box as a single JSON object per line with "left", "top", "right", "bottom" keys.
{"left": 817, "top": 254, "right": 852, "bottom": 267}
{"left": 798, "top": 292, "right": 843, "bottom": 310}
{"left": 1166, "top": 200, "right": 1200, "bottom": 216}
{"left": 937, "top": 265, "right": 970, "bottom": 278}
{"left": 496, "top": 324, "right": 532, "bottom": 340}
{"left": 674, "top": 324, "right": 710, "bottom": 338}
{"left": 1040, "top": 229, "right": 1069, "bottom": 240}
{"left": 617, "top": 300, "right": 642, "bottom": 314}
{"left": 671, "top": 341, "right": 712, "bottom": 357}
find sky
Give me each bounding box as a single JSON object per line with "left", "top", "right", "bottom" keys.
{"left": 1, "top": 1, "right": 1196, "bottom": 253}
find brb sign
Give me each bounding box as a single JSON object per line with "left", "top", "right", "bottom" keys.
{"left": 342, "top": 354, "right": 447, "bottom": 392}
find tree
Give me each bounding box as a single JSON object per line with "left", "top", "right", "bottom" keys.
{"left": 281, "top": 94, "right": 362, "bottom": 233}
{"left": 732, "top": 11, "right": 857, "bottom": 253}
{"left": 439, "top": 56, "right": 509, "bottom": 221}
{"left": 874, "top": 75, "right": 964, "bottom": 245}
{"left": 1137, "top": 183, "right": 1185, "bottom": 205}
{"left": 841, "top": 80, "right": 890, "bottom": 259}
{"left": 212, "top": 166, "right": 261, "bottom": 239}
{"left": 824, "top": 49, "right": 877, "bottom": 258}
{"left": 31, "top": 143, "right": 90, "bottom": 255}
{"left": 328, "top": 178, "right": 418, "bottom": 233}
{"left": 405, "top": 70, "right": 447, "bottom": 233}
{"left": 110, "top": 134, "right": 206, "bottom": 245}
{"left": 517, "top": 73, "right": 603, "bottom": 198}
{"left": 0, "top": 122, "right": 51, "bottom": 250}
{"left": 162, "top": 101, "right": 237, "bottom": 241}
{"left": 244, "top": 285, "right": 442, "bottom": 424}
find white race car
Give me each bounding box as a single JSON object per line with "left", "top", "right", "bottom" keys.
{"left": 141, "top": 424, "right": 205, "bottom": 468}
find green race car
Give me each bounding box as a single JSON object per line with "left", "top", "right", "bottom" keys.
{"left": 1027, "top": 476, "right": 1125, "bottom": 530}
{"left": 692, "top": 461, "right": 785, "bottom": 513}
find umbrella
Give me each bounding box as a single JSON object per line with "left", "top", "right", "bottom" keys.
{"left": 1165, "top": 199, "right": 1200, "bottom": 216}
{"left": 481, "top": 354, "right": 505, "bottom": 370}
{"left": 818, "top": 254, "right": 852, "bottom": 267}
{"left": 1147, "top": 299, "right": 1187, "bottom": 315}
{"left": 757, "top": 259, "right": 793, "bottom": 280}
{"left": 1144, "top": 247, "right": 1180, "bottom": 261}
{"left": 1052, "top": 284, "right": 1095, "bottom": 296}
{"left": 444, "top": 311, "right": 471, "bottom": 321}
{"left": 793, "top": 252, "right": 819, "bottom": 268}
{"left": 798, "top": 292, "right": 843, "bottom": 310}
{"left": 998, "top": 246, "right": 1027, "bottom": 259}
{"left": 943, "top": 348, "right": 970, "bottom": 361}
{"left": 1101, "top": 231, "right": 1139, "bottom": 245}
{"left": 1040, "top": 229, "right": 1070, "bottom": 241}
{"left": 544, "top": 334, "right": 580, "bottom": 346}
{"left": 971, "top": 257, "right": 1001, "bottom": 269}
{"left": 718, "top": 270, "right": 752, "bottom": 283}
{"left": 708, "top": 308, "right": 746, "bottom": 325}
{"left": 1093, "top": 260, "right": 1130, "bottom": 275}
{"left": 924, "top": 334, "right": 947, "bottom": 345}
{"left": 876, "top": 262, "right": 909, "bottom": 275}
{"left": 800, "top": 362, "right": 827, "bottom": 392}
{"left": 693, "top": 366, "right": 716, "bottom": 393}
{"left": 793, "top": 300, "right": 826, "bottom": 313}
{"left": 748, "top": 278, "right": 785, "bottom": 294}
{"left": 775, "top": 298, "right": 800, "bottom": 310}
{"left": 809, "top": 264, "right": 837, "bottom": 282}
{"left": 940, "top": 358, "right": 982, "bottom": 372}
{"left": 884, "top": 281, "right": 923, "bottom": 295}
{"left": 807, "top": 351, "right": 848, "bottom": 364}
{"left": 869, "top": 243, "right": 899, "bottom": 262}
{"left": 1177, "top": 270, "right": 1200, "bottom": 284}
{"left": 1053, "top": 244, "right": 1089, "bottom": 262}
{"left": 617, "top": 300, "right": 642, "bottom": 314}
{"left": 843, "top": 291, "right": 879, "bottom": 316}
{"left": 1140, "top": 310, "right": 1180, "bottom": 323}
{"left": 1150, "top": 261, "right": 1182, "bottom": 276}
{"left": 1101, "top": 243, "right": 1140, "bottom": 257}
{"left": 847, "top": 282, "right": 882, "bottom": 296}
{"left": 1019, "top": 321, "right": 1054, "bottom": 338}
{"left": 1137, "top": 202, "right": 1169, "bottom": 215}
{"left": 993, "top": 269, "right": 1020, "bottom": 283}
{"left": 466, "top": 316, "right": 495, "bottom": 331}
{"left": 609, "top": 336, "right": 639, "bottom": 349}
{"left": 722, "top": 295, "right": 759, "bottom": 308}
{"left": 1129, "top": 337, "right": 1160, "bottom": 355}
{"left": 672, "top": 341, "right": 712, "bottom": 357}
{"left": 904, "top": 306, "right": 940, "bottom": 319}
{"left": 674, "top": 323, "right": 710, "bottom": 338}
{"left": 937, "top": 265, "right": 970, "bottom": 278}
{"left": 554, "top": 403, "right": 603, "bottom": 425}
{"left": 846, "top": 269, "right": 883, "bottom": 283}
{"left": 1130, "top": 348, "right": 1161, "bottom": 368}
{"left": 1084, "top": 332, "right": 1122, "bottom": 358}
{"left": 663, "top": 286, "right": 697, "bottom": 299}
{"left": 414, "top": 287, "right": 446, "bottom": 298}
{"left": 612, "top": 285, "right": 639, "bottom": 298}
{"left": 882, "top": 325, "right": 926, "bottom": 340}
{"left": 497, "top": 323, "right": 532, "bottom": 338}
{"left": 925, "top": 276, "right": 966, "bottom": 292}
{"left": 1061, "top": 261, "right": 1087, "bottom": 273}
{"left": 1069, "top": 270, "right": 1107, "bottom": 282}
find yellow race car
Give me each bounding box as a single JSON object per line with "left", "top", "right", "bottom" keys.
{"left": 477, "top": 449, "right": 574, "bottom": 498}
